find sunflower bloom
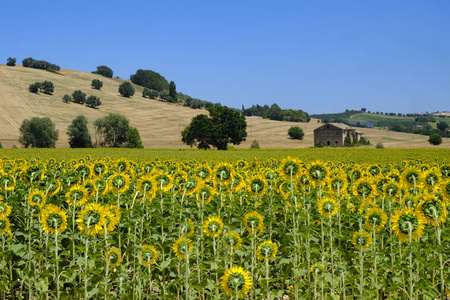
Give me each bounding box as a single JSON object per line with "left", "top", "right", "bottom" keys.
{"left": 256, "top": 240, "right": 278, "bottom": 261}
{"left": 391, "top": 207, "right": 426, "bottom": 242}
{"left": 244, "top": 211, "right": 265, "bottom": 236}
{"left": 0, "top": 202, "right": 12, "bottom": 217}
{"left": 0, "top": 215, "right": 11, "bottom": 235}
{"left": 28, "top": 190, "right": 47, "bottom": 208}
{"left": 140, "top": 245, "right": 159, "bottom": 266}
{"left": 220, "top": 266, "right": 252, "bottom": 298}
{"left": 76, "top": 203, "right": 108, "bottom": 235}
{"left": 318, "top": 197, "right": 339, "bottom": 218}
{"left": 310, "top": 263, "right": 325, "bottom": 275}
{"left": 105, "top": 248, "right": 121, "bottom": 268}
{"left": 365, "top": 207, "right": 388, "bottom": 231}
{"left": 222, "top": 231, "right": 243, "bottom": 250}
{"left": 417, "top": 195, "right": 447, "bottom": 226}
{"left": 40, "top": 204, "right": 68, "bottom": 235}
{"left": 173, "top": 237, "right": 194, "bottom": 260}
{"left": 203, "top": 216, "right": 224, "bottom": 237}
{"left": 352, "top": 231, "right": 372, "bottom": 250}
{"left": 65, "top": 185, "right": 88, "bottom": 207}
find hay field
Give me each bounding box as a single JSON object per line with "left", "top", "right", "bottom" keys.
{"left": 0, "top": 65, "right": 448, "bottom": 149}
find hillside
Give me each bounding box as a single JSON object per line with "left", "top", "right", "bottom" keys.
{"left": 0, "top": 65, "right": 449, "bottom": 149}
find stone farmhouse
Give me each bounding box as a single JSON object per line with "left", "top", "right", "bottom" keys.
{"left": 313, "top": 123, "right": 363, "bottom": 147}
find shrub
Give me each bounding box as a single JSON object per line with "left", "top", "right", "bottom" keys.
{"left": 85, "top": 95, "right": 102, "bottom": 108}
{"left": 67, "top": 115, "right": 92, "bottom": 148}
{"left": 41, "top": 81, "right": 54, "bottom": 94}
{"left": 428, "top": 133, "right": 442, "bottom": 145}
{"left": 250, "top": 140, "right": 260, "bottom": 149}
{"left": 72, "top": 90, "right": 87, "bottom": 104}
{"left": 62, "top": 94, "right": 72, "bottom": 103}
{"left": 92, "top": 65, "right": 113, "bottom": 78}
{"left": 127, "top": 127, "right": 144, "bottom": 148}
{"left": 288, "top": 126, "right": 305, "bottom": 140}
{"left": 118, "top": 82, "right": 135, "bottom": 97}
{"left": 375, "top": 142, "right": 385, "bottom": 149}
{"left": 143, "top": 88, "right": 159, "bottom": 99}
{"left": 91, "top": 79, "right": 103, "bottom": 90}
{"left": 6, "top": 57, "right": 16, "bottom": 66}
{"left": 22, "top": 57, "right": 60, "bottom": 71}
{"left": 28, "top": 82, "right": 40, "bottom": 93}
{"left": 315, "top": 142, "right": 325, "bottom": 148}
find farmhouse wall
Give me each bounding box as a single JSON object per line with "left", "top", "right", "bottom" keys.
{"left": 314, "top": 124, "right": 346, "bottom": 146}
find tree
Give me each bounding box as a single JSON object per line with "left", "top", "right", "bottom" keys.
{"left": 428, "top": 133, "right": 442, "bottom": 145}
{"left": 436, "top": 121, "right": 449, "bottom": 132}
{"left": 118, "top": 82, "right": 135, "bottom": 97}
{"left": 169, "top": 81, "right": 177, "bottom": 103}
{"left": 19, "top": 117, "right": 59, "bottom": 148}
{"left": 127, "top": 127, "right": 144, "bottom": 148}
{"left": 130, "top": 69, "right": 169, "bottom": 92}
{"left": 41, "top": 81, "right": 54, "bottom": 94}
{"left": 288, "top": 126, "right": 304, "bottom": 140}
{"left": 67, "top": 115, "right": 92, "bottom": 148}
{"left": 62, "top": 94, "right": 72, "bottom": 103}
{"left": 6, "top": 57, "right": 16, "bottom": 66}
{"left": 72, "top": 90, "right": 86, "bottom": 104}
{"left": 85, "top": 95, "right": 101, "bottom": 108}
{"left": 182, "top": 106, "right": 247, "bottom": 150}
{"left": 267, "top": 103, "right": 283, "bottom": 121}
{"left": 94, "top": 113, "right": 130, "bottom": 147}
{"left": 92, "top": 65, "right": 113, "bottom": 78}
{"left": 91, "top": 79, "right": 103, "bottom": 90}
{"left": 28, "top": 82, "right": 41, "bottom": 93}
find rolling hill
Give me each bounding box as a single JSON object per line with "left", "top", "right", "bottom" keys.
{"left": 0, "top": 65, "right": 449, "bottom": 149}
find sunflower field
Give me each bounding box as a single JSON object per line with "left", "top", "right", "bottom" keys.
{"left": 0, "top": 152, "right": 449, "bottom": 299}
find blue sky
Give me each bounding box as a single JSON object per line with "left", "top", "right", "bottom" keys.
{"left": 1, "top": 0, "right": 449, "bottom": 114}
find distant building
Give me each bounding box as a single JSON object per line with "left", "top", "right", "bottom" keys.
{"left": 314, "top": 123, "right": 363, "bottom": 147}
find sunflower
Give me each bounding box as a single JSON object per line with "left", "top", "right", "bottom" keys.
{"left": 424, "top": 168, "right": 440, "bottom": 188}
{"left": 193, "top": 165, "right": 212, "bottom": 182}
{"left": 92, "top": 162, "right": 107, "bottom": 177}
{"left": 230, "top": 172, "right": 246, "bottom": 192}
{"left": 0, "top": 215, "right": 11, "bottom": 235}
{"left": 417, "top": 195, "right": 447, "bottom": 226}
{"left": 173, "top": 237, "right": 194, "bottom": 259}
{"left": 256, "top": 240, "right": 278, "bottom": 261}
{"left": 222, "top": 231, "right": 243, "bottom": 250}
{"left": 279, "top": 157, "right": 302, "bottom": 180}
{"left": 383, "top": 181, "right": 402, "bottom": 200}
{"left": 110, "top": 173, "right": 131, "bottom": 193}
{"left": 196, "top": 184, "right": 215, "bottom": 205}
{"left": 103, "top": 205, "right": 120, "bottom": 232}
{"left": 244, "top": 211, "right": 265, "bottom": 236}
{"left": 153, "top": 171, "right": 172, "bottom": 192}
{"left": 220, "top": 266, "right": 252, "bottom": 298}
{"left": 40, "top": 204, "right": 68, "bottom": 235}
{"left": 184, "top": 176, "right": 200, "bottom": 196}
{"left": 328, "top": 171, "right": 348, "bottom": 196}
{"left": 402, "top": 167, "right": 423, "bottom": 188}
{"left": 214, "top": 162, "right": 234, "bottom": 184}
{"left": 352, "top": 230, "right": 373, "bottom": 250}
{"left": 115, "top": 158, "right": 129, "bottom": 173}
{"left": 136, "top": 175, "right": 155, "bottom": 201}
{"left": 105, "top": 248, "right": 122, "bottom": 268}
{"left": 364, "top": 207, "right": 388, "bottom": 231}
{"left": 391, "top": 207, "right": 426, "bottom": 242}
{"left": 65, "top": 185, "right": 88, "bottom": 207}
{"left": 0, "top": 202, "right": 12, "bottom": 217}
{"left": 93, "top": 178, "right": 108, "bottom": 196}
{"left": 28, "top": 190, "right": 47, "bottom": 208}
{"left": 247, "top": 176, "right": 267, "bottom": 196}
{"left": 317, "top": 197, "right": 339, "bottom": 218}
{"left": 353, "top": 178, "right": 376, "bottom": 201}
{"left": 203, "top": 216, "right": 224, "bottom": 237}
{"left": 310, "top": 263, "right": 325, "bottom": 275}
{"left": 76, "top": 203, "right": 108, "bottom": 235}
{"left": 308, "top": 161, "right": 329, "bottom": 184}
{"left": 140, "top": 245, "right": 159, "bottom": 266}
{"left": 236, "top": 159, "right": 248, "bottom": 170}
{"left": 0, "top": 173, "right": 15, "bottom": 191}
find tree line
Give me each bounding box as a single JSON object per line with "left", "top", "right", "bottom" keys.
{"left": 242, "top": 103, "right": 310, "bottom": 122}
{"left": 18, "top": 114, "right": 143, "bottom": 149}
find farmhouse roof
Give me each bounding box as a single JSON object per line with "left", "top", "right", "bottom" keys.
{"left": 314, "top": 123, "right": 363, "bottom": 133}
